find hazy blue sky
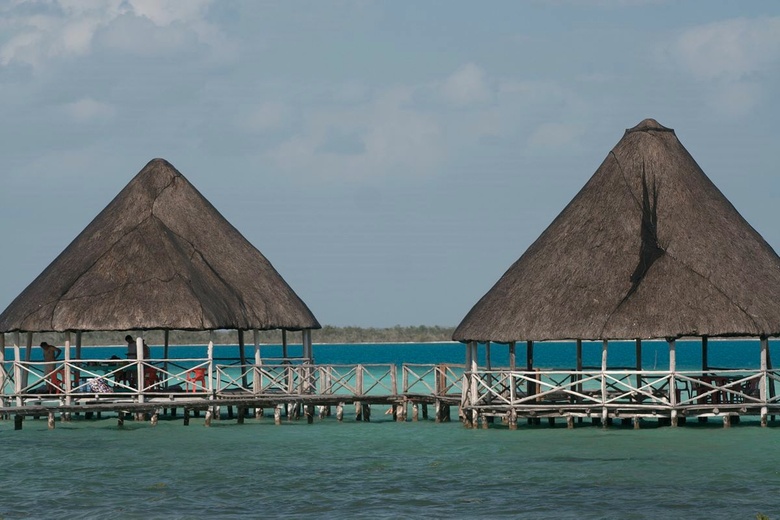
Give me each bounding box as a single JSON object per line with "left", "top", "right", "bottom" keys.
{"left": 1, "top": 1, "right": 779, "bottom": 327}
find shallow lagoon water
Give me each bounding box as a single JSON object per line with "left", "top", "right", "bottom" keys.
{"left": 2, "top": 340, "right": 780, "bottom": 519}
{"left": 2, "top": 417, "right": 780, "bottom": 519}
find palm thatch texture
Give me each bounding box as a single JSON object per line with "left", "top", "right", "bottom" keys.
{"left": 0, "top": 159, "right": 320, "bottom": 333}
{"left": 454, "top": 119, "right": 780, "bottom": 343}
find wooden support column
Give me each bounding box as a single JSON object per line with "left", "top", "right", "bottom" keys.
{"left": 75, "top": 331, "right": 82, "bottom": 363}
{"left": 702, "top": 336, "right": 709, "bottom": 372}
{"left": 468, "top": 341, "right": 478, "bottom": 428}
{"left": 23, "top": 332, "right": 32, "bottom": 391}
{"left": 64, "top": 332, "right": 72, "bottom": 414}
{"left": 0, "top": 333, "right": 5, "bottom": 402}
{"left": 135, "top": 336, "right": 144, "bottom": 404}
{"left": 13, "top": 332, "right": 22, "bottom": 407}
{"left": 669, "top": 338, "right": 677, "bottom": 427}
{"left": 14, "top": 414, "right": 23, "bottom": 430}
{"left": 281, "top": 330, "right": 288, "bottom": 359}
{"left": 526, "top": 340, "right": 534, "bottom": 398}
{"left": 576, "top": 339, "right": 583, "bottom": 399}
{"left": 336, "top": 402, "right": 344, "bottom": 422}
{"left": 164, "top": 330, "right": 170, "bottom": 383}
{"left": 274, "top": 405, "right": 282, "bottom": 425}
{"left": 601, "top": 340, "right": 608, "bottom": 426}
{"left": 48, "top": 411, "right": 55, "bottom": 429}
{"left": 207, "top": 332, "right": 214, "bottom": 396}
{"left": 635, "top": 339, "right": 643, "bottom": 397}
{"left": 509, "top": 341, "right": 516, "bottom": 371}
{"left": 760, "top": 336, "right": 769, "bottom": 427}
{"left": 253, "top": 329, "right": 261, "bottom": 397}
{"left": 238, "top": 329, "right": 247, "bottom": 390}
{"left": 151, "top": 410, "right": 159, "bottom": 426}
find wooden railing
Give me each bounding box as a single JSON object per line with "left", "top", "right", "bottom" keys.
{"left": 461, "top": 368, "right": 776, "bottom": 411}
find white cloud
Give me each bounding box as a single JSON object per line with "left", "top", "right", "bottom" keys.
{"left": 0, "top": 0, "right": 218, "bottom": 68}
{"left": 673, "top": 17, "right": 780, "bottom": 81}
{"left": 63, "top": 98, "right": 116, "bottom": 121}
{"left": 441, "top": 63, "right": 492, "bottom": 107}
{"left": 269, "top": 86, "right": 443, "bottom": 181}
{"left": 661, "top": 16, "right": 780, "bottom": 117}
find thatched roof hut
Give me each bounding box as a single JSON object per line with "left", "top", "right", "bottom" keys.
{"left": 0, "top": 158, "right": 320, "bottom": 333}
{"left": 454, "top": 118, "right": 780, "bottom": 344}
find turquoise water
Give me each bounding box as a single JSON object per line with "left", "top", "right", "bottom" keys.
{"left": 2, "top": 418, "right": 779, "bottom": 519}
{"left": 2, "top": 340, "right": 780, "bottom": 519}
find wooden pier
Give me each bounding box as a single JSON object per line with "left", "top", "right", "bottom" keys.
{"left": 0, "top": 347, "right": 464, "bottom": 429}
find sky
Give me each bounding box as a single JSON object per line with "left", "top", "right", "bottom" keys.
{"left": 1, "top": 1, "right": 779, "bottom": 328}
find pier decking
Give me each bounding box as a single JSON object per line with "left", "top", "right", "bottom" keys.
{"left": 3, "top": 347, "right": 779, "bottom": 429}
{"left": 0, "top": 345, "right": 464, "bottom": 428}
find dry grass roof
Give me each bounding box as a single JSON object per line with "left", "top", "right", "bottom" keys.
{"left": 454, "top": 119, "right": 780, "bottom": 343}
{"left": 0, "top": 159, "right": 321, "bottom": 333}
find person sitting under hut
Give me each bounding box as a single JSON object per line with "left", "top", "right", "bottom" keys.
{"left": 40, "top": 342, "right": 61, "bottom": 377}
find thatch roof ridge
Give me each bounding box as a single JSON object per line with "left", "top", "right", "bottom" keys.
{"left": 0, "top": 158, "right": 321, "bottom": 333}
{"left": 453, "top": 119, "right": 780, "bottom": 343}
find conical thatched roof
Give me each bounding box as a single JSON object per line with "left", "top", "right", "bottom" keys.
{"left": 0, "top": 159, "right": 321, "bottom": 333}
{"left": 454, "top": 119, "right": 780, "bottom": 343}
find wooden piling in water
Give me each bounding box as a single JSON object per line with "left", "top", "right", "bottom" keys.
{"left": 183, "top": 409, "right": 190, "bottom": 426}
{"left": 48, "top": 412, "right": 55, "bottom": 429}
{"left": 274, "top": 405, "right": 282, "bottom": 425}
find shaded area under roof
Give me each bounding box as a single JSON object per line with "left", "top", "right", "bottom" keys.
{"left": 454, "top": 119, "right": 780, "bottom": 343}
{"left": 0, "top": 159, "right": 321, "bottom": 333}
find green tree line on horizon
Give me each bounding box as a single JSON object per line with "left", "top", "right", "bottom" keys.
{"left": 3, "top": 325, "right": 456, "bottom": 347}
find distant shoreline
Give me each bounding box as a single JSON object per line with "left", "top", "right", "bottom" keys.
{"left": 6, "top": 325, "right": 458, "bottom": 347}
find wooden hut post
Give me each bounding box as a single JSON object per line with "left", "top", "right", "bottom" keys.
{"left": 467, "top": 341, "right": 478, "bottom": 427}
{"left": 163, "top": 330, "right": 170, "bottom": 385}
{"left": 576, "top": 339, "right": 583, "bottom": 399}
{"left": 13, "top": 332, "right": 21, "bottom": 406}
{"left": 508, "top": 341, "right": 516, "bottom": 370}
{"left": 526, "top": 340, "right": 534, "bottom": 398}
{"left": 760, "top": 336, "right": 768, "bottom": 426}
{"left": 302, "top": 329, "right": 313, "bottom": 394}
{"left": 601, "top": 340, "right": 608, "bottom": 425}
{"left": 238, "top": 329, "right": 248, "bottom": 390}
{"left": 208, "top": 331, "right": 215, "bottom": 396}
{"left": 22, "top": 332, "right": 32, "bottom": 390}
{"left": 702, "top": 336, "right": 708, "bottom": 372}
{"left": 282, "top": 329, "right": 288, "bottom": 359}
{"left": 668, "top": 338, "right": 677, "bottom": 426}
{"left": 75, "top": 331, "right": 82, "bottom": 390}
{"left": 635, "top": 339, "right": 642, "bottom": 402}
{"left": 136, "top": 336, "right": 144, "bottom": 403}
{"left": 0, "top": 333, "right": 5, "bottom": 403}
{"left": 253, "top": 329, "right": 261, "bottom": 397}
{"left": 63, "top": 332, "right": 72, "bottom": 408}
